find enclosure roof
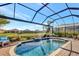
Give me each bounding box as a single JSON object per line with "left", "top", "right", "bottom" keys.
{"left": 0, "top": 3, "right": 79, "bottom": 28}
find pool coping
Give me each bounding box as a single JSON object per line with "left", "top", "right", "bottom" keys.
{"left": 9, "top": 38, "right": 71, "bottom": 56}
{"left": 9, "top": 45, "right": 17, "bottom": 56}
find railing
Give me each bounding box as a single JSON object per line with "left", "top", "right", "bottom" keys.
{"left": 69, "top": 40, "right": 72, "bottom": 56}
{"left": 61, "top": 39, "right": 79, "bottom": 56}
{"left": 60, "top": 38, "right": 72, "bottom": 56}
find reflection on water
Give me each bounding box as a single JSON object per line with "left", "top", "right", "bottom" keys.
{"left": 15, "top": 39, "right": 66, "bottom": 56}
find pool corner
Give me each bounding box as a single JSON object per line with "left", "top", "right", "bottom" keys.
{"left": 9, "top": 45, "right": 17, "bottom": 56}
{"left": 49, "top": 40, "right": 70, "bottom": 56}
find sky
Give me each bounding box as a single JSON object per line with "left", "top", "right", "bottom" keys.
{"left": 0, "top": 3, "right": 79, "bottom": 30}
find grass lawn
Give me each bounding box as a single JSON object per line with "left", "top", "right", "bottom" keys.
{"left": 0, "top": 32, "right": 46, "bottom": 41}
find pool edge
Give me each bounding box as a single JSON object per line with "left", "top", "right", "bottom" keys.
{"left": 9, "top": 45, "right": 17, "bottom": 56}
{"left": 49, "top": 41, "right": 70, "bottom": 56}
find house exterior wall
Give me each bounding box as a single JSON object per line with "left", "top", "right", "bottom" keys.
{"left": 53, "top": 23, "right": 79, "bottom": 33}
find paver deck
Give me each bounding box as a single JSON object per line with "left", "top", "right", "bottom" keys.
{"left": 51, "top": 40, "right": 79, "bottom": 56}
{"left": 0, "top": 42, "right": 19, "bottom": 56}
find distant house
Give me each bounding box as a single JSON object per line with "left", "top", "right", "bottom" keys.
{"left": 6, "top": 29, "right": 21, "bottom": 33}
{"left": 11, "top": 29, "right": 19, "bottom": 33}
{"left": 0, "top": 29, "right": 5, "bottom": 33}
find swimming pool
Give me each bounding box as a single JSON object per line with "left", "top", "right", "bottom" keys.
{"left": 15, "top": 38, "right": 67, "bottom": 56}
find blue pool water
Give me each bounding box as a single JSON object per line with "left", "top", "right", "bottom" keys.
{"left": 15, "top": 39, "right": 67, "bottom": 56}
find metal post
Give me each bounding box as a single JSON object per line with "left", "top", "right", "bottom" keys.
{"left": 69, "top": 40, "right": 72, "bottom": 56}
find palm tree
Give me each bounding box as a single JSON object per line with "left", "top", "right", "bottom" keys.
{"left": 0, "top": 18, "right": 10, "bottom": 29}
{"left": 43, "top": 20, "right": 53, "bottom": 37}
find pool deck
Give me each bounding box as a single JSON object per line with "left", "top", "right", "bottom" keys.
{"left": 50, "top": 39, "right": 79, "bottom": 56}
{"left": 0, "top": 39, "right": 79, "bottom": 56}
{"left": 0, "top": 42, "right": 19, "bottom": 56}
